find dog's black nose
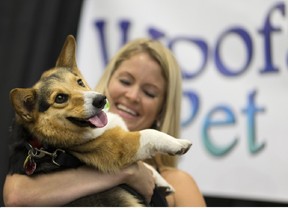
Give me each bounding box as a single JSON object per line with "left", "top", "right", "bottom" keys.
{"left": 93, "top": 95, "right": 107, "bottom": 109}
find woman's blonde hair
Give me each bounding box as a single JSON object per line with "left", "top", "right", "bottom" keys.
{"left": 95, "top": 38, "right": 182, "bottom": 168}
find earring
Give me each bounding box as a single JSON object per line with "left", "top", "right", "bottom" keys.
{"left": 151, "top": 119, "right": 161, "bottom": 130}
{"left": 156, "top": 119, "right": 161, "bottom": 129}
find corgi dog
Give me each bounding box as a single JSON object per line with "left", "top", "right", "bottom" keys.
{"left": 9, "top": 35, "right": 192, "bottom": 206}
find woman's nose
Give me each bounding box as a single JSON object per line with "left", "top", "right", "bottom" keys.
{"left": 125, "top": 86, "right": 140, "bottom": 102}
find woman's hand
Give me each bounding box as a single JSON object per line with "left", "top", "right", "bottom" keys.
{"left": 121, "top": 161, "right": 155, "bottom": 203}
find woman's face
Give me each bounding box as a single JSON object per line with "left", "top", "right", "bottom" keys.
{"left": 106, "top": 52, "right": 166, "bottom": 131}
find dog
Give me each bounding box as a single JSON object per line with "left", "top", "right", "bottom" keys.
{"left": 8, "top": 35, "right": 192, "bottom": 206}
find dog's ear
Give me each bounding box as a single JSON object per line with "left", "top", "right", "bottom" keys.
{"left": 56, "top": 35, "right": 78, "bottom": 69}
{"left": 10, "top": 88, "right": 37, "bottom": 122}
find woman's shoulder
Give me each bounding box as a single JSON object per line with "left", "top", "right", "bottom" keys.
{"left": 160, "top": 166, "right": 194, "bottom": 180}
{"left": 160, "top": 166, "right": 200, "bottom": 190}
{"left": 160, "top": 166, "right": 207, "bottom": 207}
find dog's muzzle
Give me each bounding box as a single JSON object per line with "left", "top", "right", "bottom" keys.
{"left": 67, "top": 94, "right": 108, "bottom": 128}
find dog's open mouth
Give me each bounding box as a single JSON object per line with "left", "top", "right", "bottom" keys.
{"left": 67, "top": 111, "right": 108, "bottom": 128}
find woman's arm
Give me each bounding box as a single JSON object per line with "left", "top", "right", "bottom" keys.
{"left": 161, "top": 168, "right": 206, "bottom": 207}
{"left": 3, "top": 162, "right": 155, "bottom": 207}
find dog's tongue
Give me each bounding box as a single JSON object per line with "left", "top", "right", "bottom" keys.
{"left": 88, "top": 111, "right": 108, "bottom": 128}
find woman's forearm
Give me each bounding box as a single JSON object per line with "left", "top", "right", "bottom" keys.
{"left": 3, "top": 162, "right": 155, "bottom": 207}
{"left": 3, "top": 166, "right": 128, "bottom": 207}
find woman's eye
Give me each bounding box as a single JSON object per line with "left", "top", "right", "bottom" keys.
{"left": 119, "top": 79, "right": 131, "bottom": 86}
{"left": 77, "top": 79, "right": 86, "bottom": 87}
{"left": 144, "top": 91, "right": 156, "bottom": 98}
{"left": 55, "top": 94, "right": 68, "bottom": 104}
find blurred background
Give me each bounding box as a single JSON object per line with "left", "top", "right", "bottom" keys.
{"left": 1, "top": 0, "right": 287, "bottom": 207}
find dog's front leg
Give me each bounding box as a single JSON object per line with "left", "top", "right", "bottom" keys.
{"left": 135, "top": 129, "right": 192, "bottom": 160}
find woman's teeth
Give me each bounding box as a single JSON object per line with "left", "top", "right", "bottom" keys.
{"left": 117, "top": 104, "right": 137, "bottom": 116}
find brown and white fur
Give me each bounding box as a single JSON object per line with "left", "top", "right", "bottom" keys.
{"left": 9, "top": 35, "right": 192, "bottom": 206}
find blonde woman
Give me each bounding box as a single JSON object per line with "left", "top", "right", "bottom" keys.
{"left": 95, "top": 38, "right": 206, "bottom": 207}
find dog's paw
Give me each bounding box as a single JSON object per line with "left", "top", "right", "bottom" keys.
{"left": 157, "top": 186, "right": 175, "bottom": 196}
{"left": 167, "top": 139, "right": 192, "bottom": 156}
{"left": 138, "top": 129, "right": 192, "bottom": 159}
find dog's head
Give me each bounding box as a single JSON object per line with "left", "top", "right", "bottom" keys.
{"left": 10, "top": 35, "right": 108, "bottom": 147}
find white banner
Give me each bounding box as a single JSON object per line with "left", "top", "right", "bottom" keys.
{"left": 77, "top": 0, "right": 288, "bottom": 203}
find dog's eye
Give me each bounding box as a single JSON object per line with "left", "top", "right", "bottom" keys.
{"left": 77, "top": 79, "right": 86, "bottom": 87}
{"left": 55, "top": 94, "right": 68, "bottom": 104}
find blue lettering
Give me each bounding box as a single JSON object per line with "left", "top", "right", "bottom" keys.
{"left": 202, "top": 106, "right": 238, "bottom": 156}
{"left": 181, "top": 90, "right": 200, "bottom": 127}
{"left": 215, "top": 27, "right": 253, "bottom": 77}
{"left": 94, "top": 20, "right": 109, "bottom": 68}
{"left": 242, "top": 90, "right": 266, "bottom": 153}
{"left": 94, "top": 20, "right": 131, "bottom": 69}
{"left": 119, "top": 20, "right": 131, "bottom": 45}
{"left": 148, "top": 27, "right": 166, "bottom": 40}
{"left": 258, "top": 2, "right": 285, "bottom": 73}
{"left": 168, "top": 37, "right": 209, "bottom": 79}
